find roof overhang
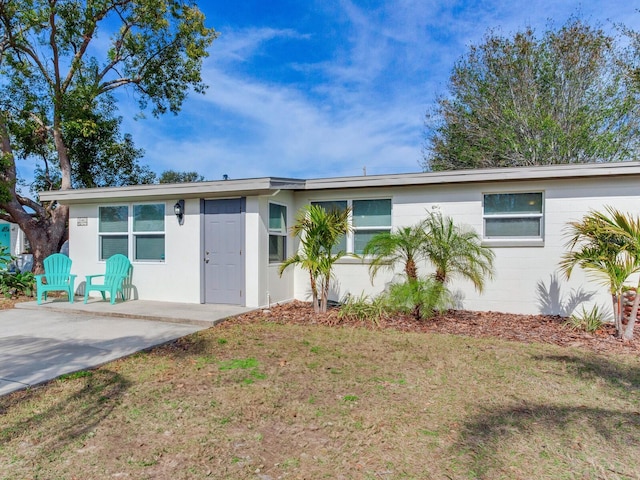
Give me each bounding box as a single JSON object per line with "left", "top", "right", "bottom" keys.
{"left": 39, "top": 177, "right": 306, "bottom": 204}
{"left": 304, "top": 161, "right": 640, "bottom": 190}
{"left": 38, "top": 161, "right": 640, "bottom": 204}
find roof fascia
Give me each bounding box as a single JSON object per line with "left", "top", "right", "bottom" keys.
{"left": 304, "top": 162, "right": 640, "bottom": 190}
{"left": 39, "top": 177, "right": 306, "bottom": 204}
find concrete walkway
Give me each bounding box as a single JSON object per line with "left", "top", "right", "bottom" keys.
{"left": 0, "top": 299, "right": 253, "bottom": 397}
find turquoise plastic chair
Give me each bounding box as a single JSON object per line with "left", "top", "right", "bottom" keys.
{"left": 84, "top": 254, "right": 131, "bottom": 304}
{"left": 35, "top": 253, "right": 77, "bottom": 305}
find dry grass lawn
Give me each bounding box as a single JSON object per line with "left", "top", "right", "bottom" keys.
{"left": 0, "top": 315, "right": 639, "bottom": 479}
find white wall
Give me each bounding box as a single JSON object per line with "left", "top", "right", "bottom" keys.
{"left": 67, "top": 173, "right": 640, "bottom": 316}
{"left": 292, "top": 176, "right": 640, "bottom": 316}
{"left": 261, "top": 191, "right": 295, "bottom": 306}
{"left": 69, "top": 199, "right": 201, "bottom": 303}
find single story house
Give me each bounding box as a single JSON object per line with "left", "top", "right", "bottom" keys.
{"left": 39, "top": 161, "right": 640, "bottom": 316}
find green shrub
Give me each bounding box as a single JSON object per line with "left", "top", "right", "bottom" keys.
{"left": 382, "top": 278, "right": 452, "bottom": 320}
{"left": 0, "top": 245, "right": 34, "bottom": 298}
{"left": 565, "top": 304, "right": 607, "bottom": 333}
{"left": 0, "top": 271, "right": 35, "bottom": 298}
{"left": 338, "top": 292, "right": 387, "bottom": 325}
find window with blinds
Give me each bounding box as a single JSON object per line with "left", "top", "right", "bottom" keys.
{"left": 311, "top": 199, "right": 392, "bottom": 255}
{"left": 98, "top": 203, "right": 166, "bottom": 261}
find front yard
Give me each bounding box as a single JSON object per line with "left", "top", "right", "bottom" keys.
{"left": 0, "top": 305, "right": 639, "bottom": 479}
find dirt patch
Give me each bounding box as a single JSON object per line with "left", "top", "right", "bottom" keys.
{"left": 0, "top": 295, "right": 33, "bottom": 310}
{"left": 233, "top": 301, "right": 640, "bottom": 356}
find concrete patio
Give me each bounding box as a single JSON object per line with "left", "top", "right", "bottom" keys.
{"left": 0, "top": 299, "right": 254, "bottom": 397}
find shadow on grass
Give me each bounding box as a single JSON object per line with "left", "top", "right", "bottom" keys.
{"left": 454, "top": 403, "right": 640, "bottom": 479}
{"left": 0, "top": 369, "right": 130, "bottom": 456}
{"left": 157, "top": 330, "right": 214, "bottom": 359}
{"left": 455, "top": 353, "right": 640, "bottom": 478}
{"left": 533, "top": 353, "right": 640, "bottom": 394}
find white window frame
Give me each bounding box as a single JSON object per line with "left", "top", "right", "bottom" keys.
{"left": 98, "top": 203, "right": 166, "bottom": 263}
{"left": 132, "top": 203, "right": 166, "bottom": 262}
{"left": 268, "top": 202, "right": 287, "bottom": 264}
{"left": 98, "top": 205, "right": 129, "bottom": 261}
{"left": 310, "top": 198, "right": 392, "bottom": 255}
{"left": 482, "top": 192, "right": 544, "bottom": 247}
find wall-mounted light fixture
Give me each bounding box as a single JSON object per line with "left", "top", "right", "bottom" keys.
{"left": 174, "top": 199, "right": 185, "bottom": 225}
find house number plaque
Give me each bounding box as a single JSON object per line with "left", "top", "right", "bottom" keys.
{"left": 77, "top": 217, "right": 88, "bottom": 226}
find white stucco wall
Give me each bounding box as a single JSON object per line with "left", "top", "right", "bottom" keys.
{"left": 292, "top": 176, "right": 640, "bottom": 316}
{"left": 69, "top": 199, "right": 201, "bottom": 303}
{"left": 261, "top": 191, "right": 295, "bottom": 306}
{"left": 64, "top": 169, "right": 640, "bottom": 316}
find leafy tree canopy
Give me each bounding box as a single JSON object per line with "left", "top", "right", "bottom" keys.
{"left": 0, "top": 0, "right": 217, "bottom": 270}
{"left": 423, "top": 18, "right": 640, "bottom": 171}
{"left": 159, "top": 169, "right": 205, "bottom": 183}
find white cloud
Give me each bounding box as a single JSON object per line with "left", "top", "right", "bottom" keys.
{"left": 214, "top": 26, "right": 310, "bottom": 65}
{"left": 118, "top": 0, "right": 640, "bottom": 183}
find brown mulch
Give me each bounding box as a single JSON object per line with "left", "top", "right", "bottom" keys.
{"left": 232, "top": 301, "right": 640, "bottom": 356}
{"left": 4, "top": 294, "right": 637, "bottom": 356}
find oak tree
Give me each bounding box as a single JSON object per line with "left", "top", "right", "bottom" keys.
{"left": 0, "top": 0, "right": 217, "bottom": 271}
{"left": 423, "top": 19, "right": 640, "bottom": 171}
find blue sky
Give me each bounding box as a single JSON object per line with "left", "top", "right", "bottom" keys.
{"left": 118, "top": 0, "right": 640, "bottom": 181}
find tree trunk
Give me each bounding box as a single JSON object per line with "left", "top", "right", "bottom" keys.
{"left": 309, "top": 272, "right": 319, "bottom": 314}
{"left": 623, "top": 287, "right": 639, "bottom": 341}
{"left": 0, "top": 116, "right": 69, "bottom": 274}
{"left": 405, "top": 257, "right": 417, "bottom": 281}
{"left": 612, "top": 293, "right": 623, "bottom": 338}
{"left": 320, "top": 276, "right": 329, "bottom": 313}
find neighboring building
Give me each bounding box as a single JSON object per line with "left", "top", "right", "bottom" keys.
{"left": 0, "top": 221, "right": 30, "bottom": 269}
{"left": 38, "top": 162, "right": 640, "bottom": 316}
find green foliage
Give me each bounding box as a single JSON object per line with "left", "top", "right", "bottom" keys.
{"left": 0, "top": 245, "right": 34, "bottom": 297}
{"left": 30, "top": 95, "right": 155, "bottom": 192}
{"left": 361, "top": 213, "right": 493, "bottom": 321}
{"left": 0, "top": 0, "right": 217, "bottom": 271}
{"left": 338, "top": 292, "right": 387, "bottom": 325}
{"left": 159, "top": 170, "right": 205, "bottom": 183}
{"left": 421, "top": 212, "right": 495, "bottom": 291}
{"left": 560, "top": 207, "right": 640, "bottom": 339}
{"left": 363, "top": 213, "right": 494, "bottom": 293}
{"left": 280, "top": 204, "right": 351, "bottom": 314}
{"left": 0, "top": 271, "right": 35, "bottom": 298}
{"left": 362, "top": 222, "right": 429, "bottom": 282}
{"left": 58, "top": 370, "right": 94, "bottom": 381}
{"left": 382, "top": 279, "right": 452, "bottom": 320}
{"left": 218, "top": 358, "right": 259, "bottom": 371}
{"left": 565, "top": 305, "right": 607, "bottom": 333}
{"left": 424, "top": 18, "right": 640, "bottom": 171}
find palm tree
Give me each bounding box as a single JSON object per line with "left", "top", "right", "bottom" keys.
{"left": 363, "top": 214, "right": 494, "bottom": 319}
{"left": 362, "top": 221, "right": 429, "bottom": 282}
{"left": 280, "top": 204, "right": 350, "bottom": 313}
{"left": 422, "top": 212, "right": 495, "bottom": 292}
{"left": 560, "top": 207, "right": 640, "bottom": 339}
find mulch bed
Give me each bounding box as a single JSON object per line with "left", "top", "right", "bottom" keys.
{"left": 232, "top": 301, "right": 640, "bottom": 356}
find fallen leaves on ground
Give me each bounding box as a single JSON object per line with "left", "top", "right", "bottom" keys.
{"left": 232, "top": 301, "right": 640, "bottom": 356}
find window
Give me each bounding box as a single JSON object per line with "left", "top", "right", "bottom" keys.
{"left": 269, "top": 203, "right": 287, "bottom": 263}
{"left": 311, "top": 201, "right": 348, "bottom": 253}
{"left": 98, "top": 203, "right": 165, "bottom": 261}
{"left": 311, "top": 199, "right": 392, "bottom": 255}
{"left": 133, "top": 204, "right": 165, "bottom": 261}
{"left": 483, "top": 192, "right": 543, "bottom": 242}
{"left": 99, "top": 206, "right": 129, "bottom": 259}
{"left": 353, "top": 199, "right": 392, "bottom": 254}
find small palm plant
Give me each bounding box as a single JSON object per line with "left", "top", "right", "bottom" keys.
{"left": 363, "top": 212, "right": 494, "bottom": 319}
{"left": 280, "top": 204, "right": 350, "bottom": 313}
{"left": 362, "top": 221, "right": 429, "bottom": 282}
{"left": 422, "top": 212, "right": 495, "bottom": 292}
{"left": 560, "top": 207, "right": 640, "bottom": 340}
